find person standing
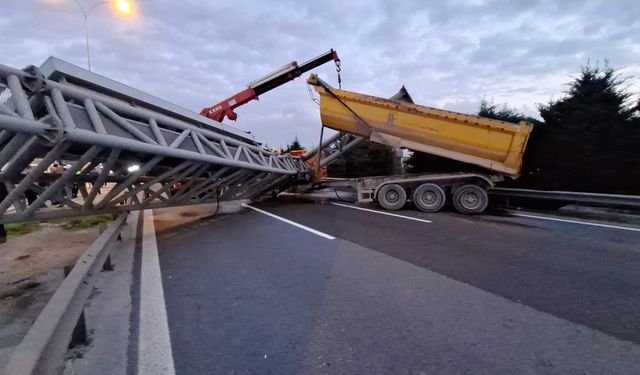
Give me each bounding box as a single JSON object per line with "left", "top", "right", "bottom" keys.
{"left": 49, "top": 162, "right": 65, "bottom": 206}
{"left": 24, "top": 165, "right": 38, "bottom": 205}
{"left": 93, "top": 163, "right": 103, "bottom": 194}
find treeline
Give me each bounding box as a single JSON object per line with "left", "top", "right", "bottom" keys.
{"left": 408, "top": 63, "right": 640, "bottom": 194}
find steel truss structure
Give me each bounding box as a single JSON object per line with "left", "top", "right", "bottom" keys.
{"left": 0, "top": 58, "right": 305, "bottom": 224}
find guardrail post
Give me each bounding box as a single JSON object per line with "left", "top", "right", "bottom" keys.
{"left": 63, "top": 265, "right": 73, "bottom": 277}
{"left": 103, "top": 254, "right": 114, "bottom": 271}
{"left": 68, "top": 312, "right": 87, "bottom": 349}
{"left": 98, "top": 222, "right": 116, "bottom": 271}
{"left": 62, "top": 265, "right": 88, "bottom": 348}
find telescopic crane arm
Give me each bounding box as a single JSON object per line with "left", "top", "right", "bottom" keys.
{"left": 200, "top": 49, "right": 340, "bottom": 122}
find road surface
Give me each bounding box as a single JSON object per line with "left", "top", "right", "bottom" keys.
{"left": 134, "top": 201, "right": 640, "bottom": 374}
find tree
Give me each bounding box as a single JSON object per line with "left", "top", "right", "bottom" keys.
{"left": 539, "top": 64, "right": 635, "bottom": 128}
{"left": 283, "top": 137, "right": 304, "bottom": 153}
{"left": 478, "top": 99, "right": 542, "bottom": 125}
{"left": 327, "top": 140, "right": 395, "bottom": 178}
{"left": 519, "top": 62, "right": 640, "bottom": 193}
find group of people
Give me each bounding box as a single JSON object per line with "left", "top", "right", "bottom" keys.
{"left": 45, "top": 161, "right": 104, "bottom": 204}
{"left": 21, "top": 162, "right": 72, "bottom": 207}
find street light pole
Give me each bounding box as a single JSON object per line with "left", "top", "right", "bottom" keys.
{"left": 71, "top": 0, "right": 132, "bottom": 71}
{"left": 72, "top": 0, "right": 109, "bottom": 71}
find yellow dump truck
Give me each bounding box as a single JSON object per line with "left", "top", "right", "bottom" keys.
{"left": 307, "top": 74, "right": 533, "bottom": 214}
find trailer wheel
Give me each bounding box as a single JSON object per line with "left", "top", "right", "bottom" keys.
{"left": 377, "top": 184, "right": 406, "bottom": 211}
{"left": 453, "top": 184, "right": 488, "bottom": 214}
{"left": 413, "top": 183, "right": 446, "bottom": 212}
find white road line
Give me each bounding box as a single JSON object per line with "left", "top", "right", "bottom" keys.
{"left": 242, "top": 204, "right": 335, "bottom": 240}
{"left": 138, "top": 209, "right": 176, "bottom": 375}
{"left": 330, "top": 202, "right": 432, "bottom": 223}
{"left": 511, "top": 212, "right": 640, "bottom": 232}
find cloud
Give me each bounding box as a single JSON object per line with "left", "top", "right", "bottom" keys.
{"left": 2, "top": 0, "right": 639, "bottom": 147}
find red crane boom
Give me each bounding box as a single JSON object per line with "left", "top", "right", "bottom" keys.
{"left": 200, "top": 49, "right": 340, "bottom": 122}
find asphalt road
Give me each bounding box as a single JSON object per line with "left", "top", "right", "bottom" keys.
{"left": 152, "top": 201, "right": 640, "bottom": 374}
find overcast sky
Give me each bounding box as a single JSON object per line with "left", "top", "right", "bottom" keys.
{"left": 2, "top": 0, "right": 640, "bottom": 147}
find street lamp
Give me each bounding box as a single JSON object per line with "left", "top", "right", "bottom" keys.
{"left": 71, "top": 0, "right": 133, "bottom": 71}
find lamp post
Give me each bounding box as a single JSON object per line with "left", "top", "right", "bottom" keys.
{"left": 71, "top": 0, "right": 132, "bottom": 71}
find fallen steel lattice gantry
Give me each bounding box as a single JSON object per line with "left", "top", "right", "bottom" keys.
{"left": 0, "top": 57, "right": 306, "bottom": 224}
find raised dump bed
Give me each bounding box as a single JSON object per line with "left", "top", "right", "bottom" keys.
{"left": 307, "top": 74, "right": 533, "bottom": 178}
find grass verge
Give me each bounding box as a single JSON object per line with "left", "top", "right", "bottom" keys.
{"left": 5, "top": 222, "right": 41, "bottom": 235}
{"left": 61, "top": 215, "right": 113, "bottom": 231}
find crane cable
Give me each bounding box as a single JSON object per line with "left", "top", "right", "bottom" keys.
{"left": 335, "top": 59, "right": 342, "bottom": 89}
{"left": 307, "top": 58, "right": 342, "bottom": 104}
{"left": 309, "top": 59, "right": 345, "bottom": 177}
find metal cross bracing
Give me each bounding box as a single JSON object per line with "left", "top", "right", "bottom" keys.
{"left": 303, "top": 131, "right": 364, "bottom": 169}
{"left": 0, "top": 59, "right": 306, "bottom": 224}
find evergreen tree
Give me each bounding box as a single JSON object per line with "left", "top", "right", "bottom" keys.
{"left": 284, "top": 137, "right": 304, "bottom": 153}
{"left": 479, "top": 100, "right": 542, "bottom": 125}
{"left": 538, "top": 64, "right": 635, "bottom": 128}
{"left": 327, "top": 140, "right": 395, "bottom": 178}
{"left": 519, "top": 63, "right": 640, "bottom": 193}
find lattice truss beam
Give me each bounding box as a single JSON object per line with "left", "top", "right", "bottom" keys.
{"left": 0, "top": 63, "right": 305, "bottom": 224}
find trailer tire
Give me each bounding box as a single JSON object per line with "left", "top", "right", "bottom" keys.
{"left": 413, "top": 183, "right": 446, "bottom": 213}
{"left": 453, "top": 184, "right": 488, "bottom": 214}
{"left": 377, "top": 184, "right": 406, "bottom": 211}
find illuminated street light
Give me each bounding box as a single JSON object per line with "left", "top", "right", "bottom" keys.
{"left": 114, "top": 0, "right": 132, "bottom": 14}
{"left": 127, "top": 164, "right": 140, "bottom": 173}
{"left": 71, "top": 0, "right": 134, "bottom": 71}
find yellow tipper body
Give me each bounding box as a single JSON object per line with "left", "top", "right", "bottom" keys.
{"left": 307, "top": 74, "right": 533, "bottom": 178}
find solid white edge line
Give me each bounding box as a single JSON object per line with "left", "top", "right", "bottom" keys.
{"left": 511, "top": 212, "right": 640, "bottom": 232}
{"left": 330, "top": 202, "right": 432, "bottom": 223}
{"left": 242, "top": 204, "right": 335, "bottom": 240}
{"left": 138, "top": 209, "right": 176, "bottom": 375}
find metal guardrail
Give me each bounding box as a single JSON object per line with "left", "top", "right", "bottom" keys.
{"left": 5, "top": 213, "right": 129, "bottom": 375}
{"left": 489, "top": 188, "right": 640, "bottom": 209}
